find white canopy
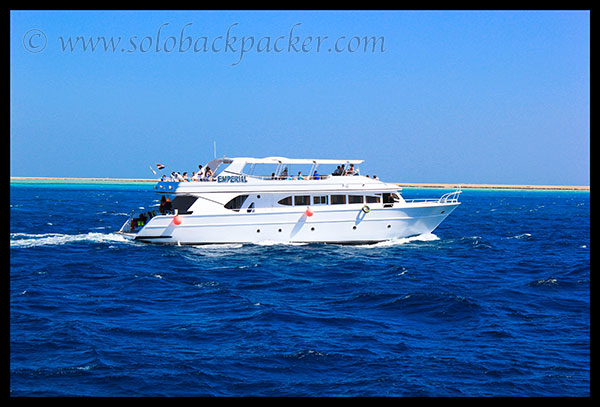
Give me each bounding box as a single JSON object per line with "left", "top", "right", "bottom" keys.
{"left": 223, "top": 156, "right": 363, "bottom": 165}
{"left": 202, "top": 156, "right": 364, "bottom": 176}
{"left": 264, "top": 156, "right": 363, "bottom": 165}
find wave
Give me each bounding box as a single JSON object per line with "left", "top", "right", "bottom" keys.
{"left": 364, "top": 233, "right": 440, "bottom": 248}
{"left": 192, "top": 234, "right": 439, "bottom": 249}
{"left": 528, "top": 277, "right": 559, "bottom": 287}
{"left": 254, "top": 240, "right": 309, "bottom": 247}
{"left": 506, "top": 233, "right": 533, "bottom": 240}
{"left": 10, "top": 232, "right": 134, "bottom": 248}
{"left": 459, "top": 235, "right": 493, "bottom": 249}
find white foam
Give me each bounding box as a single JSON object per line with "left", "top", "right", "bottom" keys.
{"left": 184, "top": 244, "right": 245, "bottom": 258}
{"left": 189, "top": 243, "right": 244, "bottom": 250}
{"left": 254, "top": 240, "right": 308, "bottom": 246}
{"left": 507, "top": 233, "right": 532, "bottom": 239}
{"left": 10, "top": 232, "right": 133, "bottom": 248}
{"left": 194, "top": 234, "right": 439, "bottom": 249}
{"left": 365, "top": 233, "right": 440, "bottom": 248}
{"left": 110, "top": 212, "right": 132, "bottom": 217}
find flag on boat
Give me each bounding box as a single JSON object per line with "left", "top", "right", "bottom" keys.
{"left": 149, "top": 163, "right": 166, "bottom": 175}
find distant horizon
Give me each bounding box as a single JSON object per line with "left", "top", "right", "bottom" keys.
{"left": 11, "top": 11, "right": 589, "bottom": 185}
{"left": 10, "top": 175, "right": 591, "bottom": 190}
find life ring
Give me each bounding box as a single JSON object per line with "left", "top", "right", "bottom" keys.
{"left": 362, "top": 205, "right": 371, "bottom": 213}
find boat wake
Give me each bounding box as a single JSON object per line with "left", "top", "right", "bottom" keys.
{"left": 10, "top": 231, "right": 440, "bottom": 249}
{"left": 365, "top": 232, "right": 440, "bottom": 247}
{"left": 254, "top": 240, "right": 309, "bottom": 247}
{"left": 10, "top": 232, "right": 134, "bottom": 249}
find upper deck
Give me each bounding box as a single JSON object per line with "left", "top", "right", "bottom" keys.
{"left": 154, "top": 156, "right": 401, "bottom": 195}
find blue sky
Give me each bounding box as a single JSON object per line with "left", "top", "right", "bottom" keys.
{"left": 10, "top": 10, "right": 589, "bottom": 185}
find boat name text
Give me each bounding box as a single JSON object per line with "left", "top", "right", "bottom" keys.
{"left": 217, "top": 175, "right": 248, "bottom": 183}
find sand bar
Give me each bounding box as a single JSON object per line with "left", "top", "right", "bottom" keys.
{"left": 11, "top": 176, "right": 156, "bottom": 183}
{"left": 395, "top": 182, "right": 589, "bottom": 191}
{"left": 10, "top": 177, "right": 589, "bottom": 191}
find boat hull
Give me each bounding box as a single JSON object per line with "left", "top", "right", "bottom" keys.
{"left": 131, "top": 202, "right": 460, "bottom": 245}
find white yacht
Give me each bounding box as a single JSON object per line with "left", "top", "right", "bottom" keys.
{"left": 118, "top": 157, "right": 461, "bottom": 245}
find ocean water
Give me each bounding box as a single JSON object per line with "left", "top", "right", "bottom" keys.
{"left": 10, "top": 182, "right": 590, "bottom": 396}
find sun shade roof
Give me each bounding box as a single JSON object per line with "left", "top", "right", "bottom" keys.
{"left": 224, "top": 157, "right": 364, "bottom": 165}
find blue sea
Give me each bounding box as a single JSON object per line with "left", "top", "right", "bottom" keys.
{"left": 10, "top": 182, "right": 590, "bottom": 396}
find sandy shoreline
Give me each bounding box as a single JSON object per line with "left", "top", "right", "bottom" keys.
{"left": 10, "top": 176, "right": 589, "bottom": 191}
{"left": 395, "top": 182, "right": 589, "bottom": 191}
{"left": 11, "top": 176, "right": 157, "bottom": 183}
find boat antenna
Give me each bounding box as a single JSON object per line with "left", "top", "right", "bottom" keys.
{"left": 213, "top": 141, "right": 217, "bottom": 159}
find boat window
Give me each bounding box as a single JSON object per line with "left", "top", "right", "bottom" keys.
{"left": 224, "top": 194, "right": 249, "bottom": 212}
{"left": 382, "top": 193, "right": 399, "bottom": 207}
{"left": 331, "top": 195, "right": 346, "bottom": 205}
{"left": 348, "top": 195, "right": 364, "bottom": 204}
{"left": 313, "top": 195, "right": 328, "bottom": 205}
{"left": 294, "top": 195, "right": 310, "bottom": 206}
{"left": 277, "top": 196, "right": 292, "bottom": 206}
{"left": 246, "top": 202, "right": 255, "bottom": 213}
{"left": 172, "top": 195, "right": 198, "bottom": 214}
{"left": 366, "top": 195, "right": 380, "bottom": 203}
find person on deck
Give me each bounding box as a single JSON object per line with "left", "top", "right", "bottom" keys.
{"left": 280, "top": 167, "right": 289, "bottom": 180}
{"left": 196, "top": 165, "right": 206, "bottom": 181}
{"left": 159, "top": 195, "right": 167, "bottom": 214}
{"left": 204, "top": 167, "right": 214, "bottom": 181}
{"left": 164, "top": 197, "right": 173, "bottom": 214}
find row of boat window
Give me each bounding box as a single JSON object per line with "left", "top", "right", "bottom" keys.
{"left": 224, "top": 193, "right": 399, "bottom": 212}
{"left": 277, "top": 194, "right": 380, "bottom": 206}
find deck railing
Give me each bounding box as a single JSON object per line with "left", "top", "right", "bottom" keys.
{"left": 404, "top": 186, "right": 462, "bottom": 204}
